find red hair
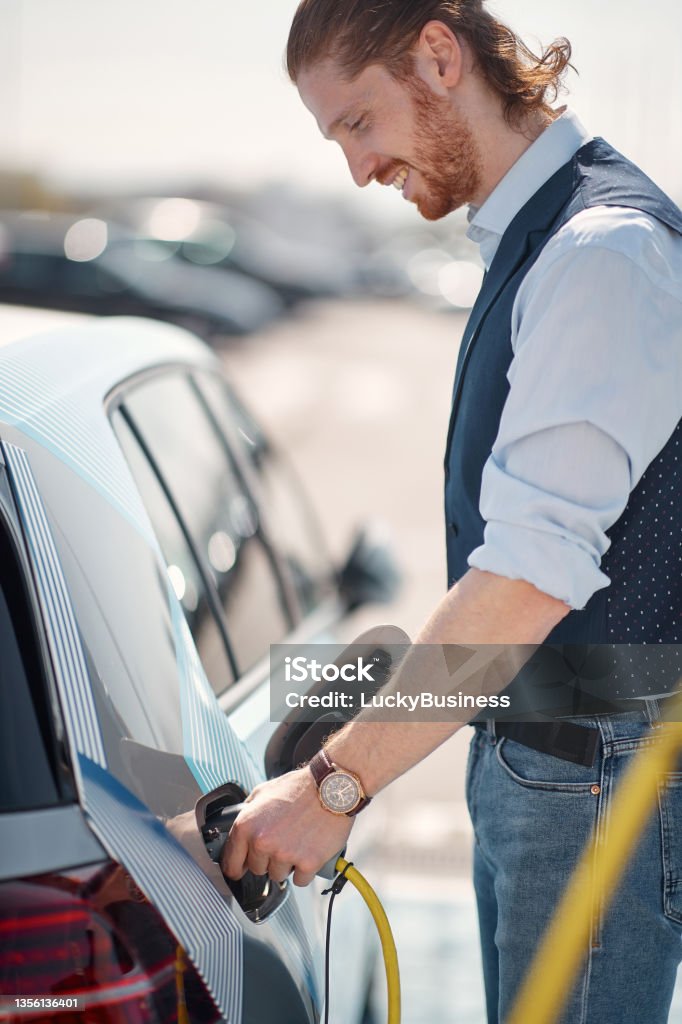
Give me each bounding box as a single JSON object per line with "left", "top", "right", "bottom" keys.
{"left": 286, "top": 0, "right": 573, "bottom": 128}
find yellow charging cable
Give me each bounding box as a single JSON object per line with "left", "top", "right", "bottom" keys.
{"left": 332, "top": 856, "right": 401, "bottom": 1024}
{"left": 174, "top": 945, "right": 190, "bottom": 1024}
{"left": 508, "top": 693, "right": 682, "bottom": 1024}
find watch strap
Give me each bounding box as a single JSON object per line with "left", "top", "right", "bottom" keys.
{"left": 309, "top": 748, "right": 335, "bottom": 787}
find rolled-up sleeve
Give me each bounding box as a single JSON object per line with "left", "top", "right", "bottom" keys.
{"left": 467, "top": 225, "right": 682, "bottom": 609}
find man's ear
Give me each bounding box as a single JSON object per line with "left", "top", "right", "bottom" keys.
{"left": 413, "top": 20, "right": 464, "bottom": 93}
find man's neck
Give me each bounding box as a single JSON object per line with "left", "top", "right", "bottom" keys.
{"left": 470, "top": 105, "right": 555, "bottom": 207}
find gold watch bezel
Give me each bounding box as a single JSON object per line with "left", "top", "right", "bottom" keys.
{"left": 317, "top": 768, "right": 365, "bottom": 815}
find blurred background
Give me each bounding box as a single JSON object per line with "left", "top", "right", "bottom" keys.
{"left": 1, "top": 1, "right": 681, "bottom": 1020}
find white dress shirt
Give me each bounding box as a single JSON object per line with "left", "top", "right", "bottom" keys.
{"left": 463, "top": 109, "right": 682, "bottom": 609}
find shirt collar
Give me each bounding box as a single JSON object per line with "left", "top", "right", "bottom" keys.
{"left": 466, "top": 108, "right": 593, "bottom": 270}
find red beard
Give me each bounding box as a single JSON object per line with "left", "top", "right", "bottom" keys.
{"left": 405, "top": 75, "right": 483, "bottom": 221}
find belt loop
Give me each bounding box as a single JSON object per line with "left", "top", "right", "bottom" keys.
{"left": 644, "top": 698, "right": 660, "bottom": 726}
{"left": 487, "top": 718, "right": 497, "bottom": 742}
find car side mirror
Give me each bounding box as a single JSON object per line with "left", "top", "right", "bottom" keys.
{"left": 337, "top": 524, "right": 402, "bottom": 611}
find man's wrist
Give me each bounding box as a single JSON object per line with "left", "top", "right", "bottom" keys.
{"left": 322, "top": 728, "right": 385, "bottom": 796}
{"left": 308, "top": 746, "right": 372, "bottom": 816}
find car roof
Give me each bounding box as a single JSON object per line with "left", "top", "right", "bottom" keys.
{"left": 0, "top": 304, "right": 93, "bottom": 344}
{"left": 0, "top": 306, "right": 217, "bottom": 412}
{"left": 0, "top": 307, "right": 219, "bottom": 551}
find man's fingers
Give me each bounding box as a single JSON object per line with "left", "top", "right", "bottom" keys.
{"left": 292, "top": 861, "right": 317, "bottom": 887}
{"left": 245, "top": 842, "right": 270, "bottom": 877}
{"left": 267, "top": 860, "right": 293, "bottom": 883}
{"left": 292, "top": 870, "right": 315, "bottom": 887}
{"left": 221, "top": 817, "right": 294, "bottom": 882}
{"left": 220, "top": 819, "right": 249, "bottom": 880}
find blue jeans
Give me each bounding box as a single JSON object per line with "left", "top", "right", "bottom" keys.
{"left": 466, "top": 707, "right": 682, "bottom": 1023}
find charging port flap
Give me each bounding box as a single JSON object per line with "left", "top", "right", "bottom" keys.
{"left": 264, "top": 626, "right": 410, "bottom": 779}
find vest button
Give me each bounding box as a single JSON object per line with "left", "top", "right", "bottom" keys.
{"left": 449, "top": 521, "right": 459, "bottom": 537}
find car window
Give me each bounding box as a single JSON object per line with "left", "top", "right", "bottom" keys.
{"left": 195, "top": 371, "right": 335, "bottom": 615}
{"left": 122, "top": 373, "right": 291, "bottom": 675}
{"left": 0, "top": 252, "right": 123, "bottom": 297}
{"left": 0, "top": 252, "right": 61, "bottom": 290}
{"left": 0, "top": 512, "right": 61, "bottom": 812}
{"left": 112, "top": 409, "right": 236, "bottom": 696}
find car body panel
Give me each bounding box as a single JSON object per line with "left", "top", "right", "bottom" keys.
{"left": 1, "top": 439, "right": 247, "bottom": 1022}
{"left": 0, "top": 805, "right": 106, "bottom": 882}
{"left": 0, "top": 317, "right": 326, "bottom": 1022}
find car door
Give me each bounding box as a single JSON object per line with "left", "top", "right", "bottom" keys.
{"left": 108, "top": 371, "right": 327, "bottom": 1015}
{"left": 111, "top": 367, "right": 388, "bottom": 1024}
{"left": 0, "top": 415, "right": 321, "bottom": 1024}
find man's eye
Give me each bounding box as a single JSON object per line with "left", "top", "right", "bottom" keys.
{"left": 349, "top": 118, "right": 368, "bottom": 134}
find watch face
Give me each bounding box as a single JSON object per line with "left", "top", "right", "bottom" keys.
{"left": 319, "top": 771, "right": 361, "bottom": 814}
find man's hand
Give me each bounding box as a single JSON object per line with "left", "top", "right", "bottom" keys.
{"left": 220, "top": 767, "right": 354, "bottom": 887}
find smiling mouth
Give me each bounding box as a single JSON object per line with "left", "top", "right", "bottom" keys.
{"left": 390, "top": 166, "right": 409, "bottom": 191}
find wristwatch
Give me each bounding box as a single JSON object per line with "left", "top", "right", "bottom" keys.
{"left": 308, "top": 748, "right": 372, "bottom": 816}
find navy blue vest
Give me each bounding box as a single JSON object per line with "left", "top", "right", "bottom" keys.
{"left": 444, "top": 139, "right": 682, "bottom": 704}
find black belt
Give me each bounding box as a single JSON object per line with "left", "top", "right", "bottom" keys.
{"left": 473, "top": 692, "right": 678, "bottom": 768}
{"left": 487, "top": 720, "right": 601, "bottom": 768}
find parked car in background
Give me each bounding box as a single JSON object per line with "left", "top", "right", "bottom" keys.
{"left": 0, "top": 308, "right": 399, "bottom": 1023}
{"left": 0, "top": 211, "right": 284, "bottom": 339}
{"left": 100, "top": 196, "right": 360, "bottom": 307}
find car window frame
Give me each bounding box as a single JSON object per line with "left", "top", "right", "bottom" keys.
{"left": 106, "top": 361, "right": 349, "bottom": 710}
{"left": 0, "top": 456, "right": 77, "bottom": 809}
{"left": 111, "top": 402, "right": 240, "bottom": 689}
{"left": 184, "top": 371, "right": 302, "bottom": 623}
{"left": 106, "top": 363, "right": 301, "bottom": 689}
{"left": 191, "top": 369, "right": 337, "bottom": 612}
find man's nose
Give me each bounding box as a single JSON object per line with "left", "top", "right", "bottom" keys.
{"left": 342, "top": 143, "right": 379, "bottom": 188}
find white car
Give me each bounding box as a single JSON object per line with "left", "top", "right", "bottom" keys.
{"left": 0, "top": 308, "right": 398, "bottom": 1023}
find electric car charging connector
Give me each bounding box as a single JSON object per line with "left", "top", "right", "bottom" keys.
{"left": 201, "top": 796, "right": 400, "bottom": 1023}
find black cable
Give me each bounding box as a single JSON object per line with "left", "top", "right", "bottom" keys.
{"left": 323, "top": 886, "right": 337, "bottom": 1024}
{"left": 321, "top": 862, "right": 353, "bottom": 1024}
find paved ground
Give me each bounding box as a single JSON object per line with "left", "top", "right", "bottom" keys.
{"left": 223, "top": 298, "right": 682, "bottom": 1022}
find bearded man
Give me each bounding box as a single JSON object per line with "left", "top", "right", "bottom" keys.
{"left": 223, "top": 3, "right": 682, "bottom": 1020}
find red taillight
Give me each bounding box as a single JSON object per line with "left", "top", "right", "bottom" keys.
{"left": 0, "top": 864, "right": 219, "bottom": 1023}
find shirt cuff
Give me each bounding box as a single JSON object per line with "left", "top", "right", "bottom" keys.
{"left": 467, "top": 521, "right": 611, "bottom": 610}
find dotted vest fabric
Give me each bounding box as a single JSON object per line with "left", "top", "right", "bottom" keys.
{"left": 444, "top": 139, "right": 682, "bottom": 704}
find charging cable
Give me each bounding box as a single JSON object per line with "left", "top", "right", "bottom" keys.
{"left": 322, "top": 856, "right": 400, "bottom": 1024}
{"left": 201, "top": 801, "right": 401, "bottom": 1022}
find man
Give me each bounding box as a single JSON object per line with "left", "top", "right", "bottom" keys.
{"left": 223, "top": 2, "right": 682, "bottom": 1020}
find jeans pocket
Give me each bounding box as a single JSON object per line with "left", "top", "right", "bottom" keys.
{"left": 495, "top": 736, "right": 601, "bottom": 792}
{"left": 658, "top": 772, "right": 682, "bottom": 923}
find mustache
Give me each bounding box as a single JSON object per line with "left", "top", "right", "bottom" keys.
{"left": 375, "top": 160, "right": 410, "bottom": 186}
